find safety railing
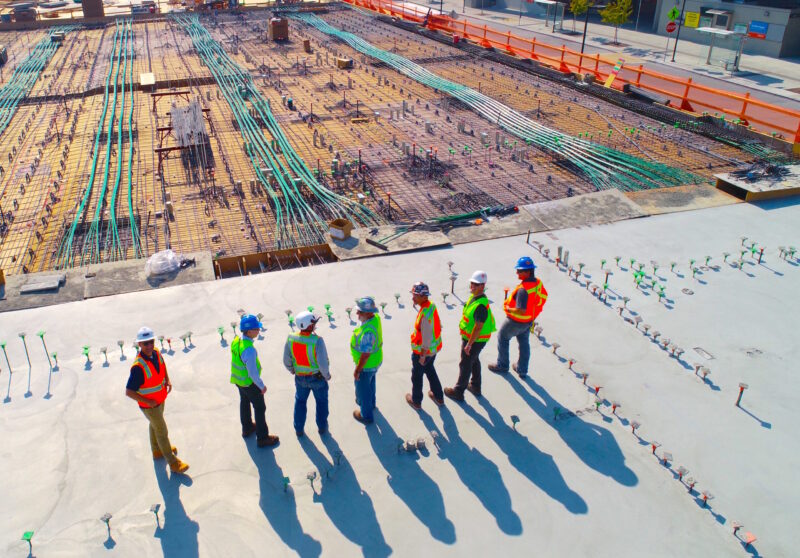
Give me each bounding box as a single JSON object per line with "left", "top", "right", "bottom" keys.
{"left": 344, "top": 0, "right": 800, "bottom": 144}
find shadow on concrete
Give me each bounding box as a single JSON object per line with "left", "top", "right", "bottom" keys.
{"left": 461, "top": 396, "right": 588, "bottom": 514}
{"left": 752, "top": 195, "right": 800, "bottom": 211}
{"left": 738, "top": 406, "right": 771, "bottom": 429}
{"left": 245, "top": 439, "right": 322, "bottom": 557}
{"left": 418, "top": 407, "right": 523, "bottom": 534}
{"left": 367, "top": 413, "right": 456, "bottom": 544}
{"left": 511, "top": 375, "right": 637, "bottom": 487}
{"left": 299, "top": 435, "right": 392, "bottom": 557}
{"left": 153, "top": 462, "right": 199, "bottom": 558}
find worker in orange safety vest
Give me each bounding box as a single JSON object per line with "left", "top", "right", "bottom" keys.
{"left": 488, "top": 256, "right": 547, "bottom": 378}
{"left": 405, "top": 281, "right": 445, "bottom": 409}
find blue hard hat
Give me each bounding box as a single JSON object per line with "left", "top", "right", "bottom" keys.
{"left": 410, "top": 281, "right": 430, "bottom": 297}
{"left": 356, "top": 296, "right": 378, "bottom": 313}
{"left": 240, "top": 314, "right": 262, "bottom": 332}
{"left": 515, "top": 256, "right": 536, "bottom": 271}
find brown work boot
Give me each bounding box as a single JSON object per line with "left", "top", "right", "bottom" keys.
{"left": 353, "top": 409, "right": 373, "bottom": 423}
{"left": 242, "top": 422, "right": 257, "bottom": 438}
{"left": 405, "top": 393, "right": 421, "bottom": 410}
{"left": 444, "top": 387, "right": 464, "bottom": 401}
{"left": 466, "top": 384, "right": 482, "bottom": 397}
{"left": 488, "top": 363, "right": 508, "bottom": 374}
{"left": 257, "top": 435, "right": 280, "bottom": 447}
{"left": 428, "top": 390, "right": 445, "bottom": 407}
{"left": 153, "top": 446, "right": 177, "bottom": 460}
{"left": 169, "top": 459, "right": 190, "bottom": 474}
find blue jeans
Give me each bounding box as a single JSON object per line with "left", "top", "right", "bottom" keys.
{"left": 496, "top": 319, "right": 533, "bottom": 375}
{"left": 354, "top": 368, "right": 378, "bottom": 422}
{"left": 294, "top": 375, "right": 329, "bottom": 433}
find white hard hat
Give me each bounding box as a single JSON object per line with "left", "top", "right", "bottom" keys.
{"left": 136, "top": 326, "right": 156, "bottom": 342}
{"left": 295, "top": 311, "right": 320, "bottom": 331}
{"left": 470, "top": 270, "right": 488, "bottom": 284}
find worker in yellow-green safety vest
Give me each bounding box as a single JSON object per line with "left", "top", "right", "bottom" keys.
{"left": 350, "top": 296, "right": 383, "bottom": 424}
{"left": 231, "top": 314, "right": 279, "bottom": 448}
{"left": 283, "top": 311, "right": 331, "bottom": 437}
{"left": 445, "top": 270, "right": 496, "bottom": 401}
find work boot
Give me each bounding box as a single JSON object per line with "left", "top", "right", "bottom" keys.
{"left": 242, "top": 422, "right": 256, "bottom": 438}
{"left": 169, "top": 459, "right": 190, "bottom": 474}
{"left": 405, "top": 393, "right": 421, "bottom": 410}
{"left": 488, "top": 363, "right": 508, "bottom": 374}
{"left": 257, "top": 435, "right": 280, "bottom": 447}
{"left": 466, "top": 383, "right": 482, "bottom": 397}
{"left": 513, "top": 363, "right": 527, "bottom": 378}
{"left": 153, "top": 446, "right": 177, "bottom": 460}
{"left": 353, "top": 409, "right": 373, "bottom": 424}
{"left": 444, "top": 387, "right": 464, "bottom": 401}
{"left": 428, "top": 390, "right": 445, "bottom": 407}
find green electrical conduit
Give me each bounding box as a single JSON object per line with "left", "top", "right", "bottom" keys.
{"left": 291, "top": 12, "right": 705, "bottom": 192}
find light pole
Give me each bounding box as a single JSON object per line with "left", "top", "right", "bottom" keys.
{"left": 580, "top": 4, "right": 605, "bottom": 54}
{"left": 671, "top": 0, "right": 688, "bottom": 62}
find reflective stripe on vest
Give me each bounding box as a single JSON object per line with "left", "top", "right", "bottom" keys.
{"left": 230, "top": 336, "right": 262, "bottom": 387}
{"left": 504, "top": 279, "right": 547, "bottom": 322}
{"left": 459, "top": 294, "right": 497, "bottom": 341}
{"left": 410, "top": 301, "right": 442, "bottom": 354}
{"left": 134, "top": 350, "right": 167, "bottom": 408}
{"left": 288, "top": 333, "right": 320, "bottom": 375}
{"left": 350, "top": 315, "right": 383, "bottom": 369}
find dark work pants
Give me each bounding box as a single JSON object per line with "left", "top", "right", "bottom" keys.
{"left": 454, "top": 338, "right": 486, "bottom": 394}
{"left": 238, "top": 383, "right": 269, "bottom": 440}
{"left": 411, "top": 353, "right": 443, "bottom": 404}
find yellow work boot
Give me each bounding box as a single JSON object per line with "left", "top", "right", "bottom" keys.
{"left": 169, "top": 459, "right": 190, "bottom": 474}
{"left": 153, "top": 446, "right": 177, "bottom": 460}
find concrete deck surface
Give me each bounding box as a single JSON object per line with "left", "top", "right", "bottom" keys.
{"left": 0, "top": 199, "right": 797, "bottom": 557}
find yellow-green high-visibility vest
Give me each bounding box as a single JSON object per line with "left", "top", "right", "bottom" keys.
{"left": 459, "top": 294, "right": 497, "bottom": 342}
{"left": 288, "top": 333, "right": 320, "bottom": 375}
{"left": 231, "top": 335, "right": 262, "bottom": 387}
{"left": 350, "top": 315, "right": 383, "bottom": 369}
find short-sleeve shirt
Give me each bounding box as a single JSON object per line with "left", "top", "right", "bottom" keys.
{"left": 126, "top": 353, "right": 159, "bottom": 391}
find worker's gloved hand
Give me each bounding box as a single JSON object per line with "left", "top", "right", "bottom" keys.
{"left": 260, "top": 386, "right": 267, "bottom": 395}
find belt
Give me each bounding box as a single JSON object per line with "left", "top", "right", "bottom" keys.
{"left": 296, "top": 372, "right": 324, "bottom": 379}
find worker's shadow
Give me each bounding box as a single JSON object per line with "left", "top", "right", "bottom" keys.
{"left": 418, "top": 408, "right": 523, "bottom": 535}
{"left": 299, "top": 435, "right": 392, "bottom": 557}
{"left": 367, "top": 413, "right": 456, "bottom": 545}
{"left": 512, "top": 375, "right": 638, "bottom": 487}
{"left": 460, "top": 397, "right": 588, "bottom": 514}
{"left": 245, "top": 439, "right": 322, "bottom": 558}
{"left": 153, "top": 462, "right": 199, "bottom": 558}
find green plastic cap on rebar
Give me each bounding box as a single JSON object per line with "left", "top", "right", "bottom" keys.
{"left": 37, "top": 330, "right": 45, "bottom": 338}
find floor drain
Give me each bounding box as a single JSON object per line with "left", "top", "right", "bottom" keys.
{"left": 682, "top": 288, "right": 694, "bottom": 295}
{"left": 694, "top": 347, "right": 714, "bottom": 360}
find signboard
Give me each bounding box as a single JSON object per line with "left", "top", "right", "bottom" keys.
{"left": 748, "top": 21, "right": 768, "bottom": 39}
{"left": 733, "top": 23, "right": 747, "bottom": 34}
{"left": 666, "top": 21, "right": 677, "bottom": 33}
{"left": 604, "top": 58, "right": 625, "bottom": 89}
{"left": 684, "top": 12, "right": 700, "bottom": 27}
{"left": 668, "top": 6, "right": 680, "bottom": 21}
{"left": 699, "top": 16, "right": 712, "bottom": 27}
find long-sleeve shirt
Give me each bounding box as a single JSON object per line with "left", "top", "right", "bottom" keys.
{"left": 283, "top": 334, "right": 331, "bottom": 380}
{"left": 240, "top": 346, "right": 266, "bottom": 390}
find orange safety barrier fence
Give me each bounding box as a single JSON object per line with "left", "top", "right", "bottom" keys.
{"left": 343, "top": 0, "right": 800, "bottom": 144}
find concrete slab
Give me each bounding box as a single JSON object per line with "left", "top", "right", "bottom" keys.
{"left": 327, "top": 225, "right": 450, "bottom": 260}
{"left": 625, "top": 184, "right": 741, "bottom": 215}
{"left": 445, "top": 209, "right": 547, "bottom": 244}
{"left": 18, "top": 274, "right": 66, "bottom": 294}
{"left": 83, "top": 251, "right": 216, "bottom": 300}
{"left": 0, "top": 268, "right": 85, "bottom": 313}
{"left": 522, "top": 189, "right": 648, "bottom": 231}
{"left": 715, "top": 163, "right": 800, "bottom": 201}
{"left": 0, "top": 202, "right": 796, "bottom": 557}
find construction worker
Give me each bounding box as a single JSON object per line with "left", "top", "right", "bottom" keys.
{"left": 488, "top": 256, "right": 547, "bottom": 378}
{"left": 125, "top": 326, "right": 189, "bottom": 474}
{"left": 351, "top": 296, "right": 382, "bottom": 423}
{"left": 445, "top": 271, "right": 496, "bottom": 401}
{"left": 283, "top": 311, "right": 331, "bottom": 436}
{"left": 406, "top": 281, "right": 445, "bottom": 409}
{"left": 231, "top": 314, "right": 279, "bottom": 447}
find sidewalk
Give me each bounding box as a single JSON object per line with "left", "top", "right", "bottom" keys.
{"left": 429, "top": 0, "right": 800, "bottom": 110}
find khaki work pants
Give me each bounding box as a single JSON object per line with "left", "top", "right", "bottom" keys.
{"left": 141, "top": 401, "right": 177, "bottom": 465}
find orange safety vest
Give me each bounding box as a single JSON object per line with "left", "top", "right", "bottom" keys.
{"left": 288, "top": 332, "right": 320, "bottom": 375}
{"left": 504, "top": 279, "right": 548, "bottom": 323}
{"left": 134, "top": 350, "right": 168, "bottom": 408}
{"left": 410, "top": 300, "right": 443, "bottom": 355}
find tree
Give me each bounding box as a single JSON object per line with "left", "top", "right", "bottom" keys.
{"left": 569, "top": 0, "right": 591, "bottom": 32}
{"left": 600, "top": 0, "right": 633, "bottom": 44}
